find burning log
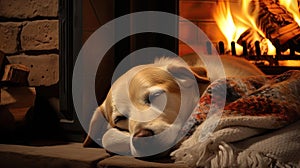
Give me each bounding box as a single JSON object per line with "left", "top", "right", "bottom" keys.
{"left": 249, "top": 0, "right": 300, "bottom": 52}
{"left": 237, "top": 29, "right": 264, "bottom": 55}
{"left": 237, "top": 28, "right": 270, "bottom": 55}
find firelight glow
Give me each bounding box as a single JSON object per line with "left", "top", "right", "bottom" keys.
{"left": 279, "top": 0, "right": 300, "bottom": 26}
{"left": 213, "top": 0, "right": 300, "bottom": 57}
{"left": 213, "top": 1, "right": 246, "bottom": 55}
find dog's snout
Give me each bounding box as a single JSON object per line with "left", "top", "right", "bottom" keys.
{"left": 134, "top": 129, "right": 154, "bottom": 137}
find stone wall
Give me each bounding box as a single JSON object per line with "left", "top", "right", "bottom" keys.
{"left": 0, "top": 0, "right": 59, "bottom": 86}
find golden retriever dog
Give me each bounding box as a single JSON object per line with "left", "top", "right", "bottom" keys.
{"left": 83, "top": 54, "right": 264, "bottom": 157}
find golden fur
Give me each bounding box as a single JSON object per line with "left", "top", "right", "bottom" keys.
{"left": 84, "top": 55, "right": 264, "bottom": 152}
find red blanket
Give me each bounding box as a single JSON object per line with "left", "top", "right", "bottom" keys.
{"left": 173, "top": 70, "right": 300, "bottom": 167}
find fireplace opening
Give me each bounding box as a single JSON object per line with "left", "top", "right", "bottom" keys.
{"left": 48, "top": 0, "right": 300, "bottom": 142}
{"left": 179, "top": 0, "right": 300, "bottom": 71}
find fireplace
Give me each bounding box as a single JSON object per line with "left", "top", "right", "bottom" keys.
{"left": 179, "top": 0, "right": 300, "bottom": 74}
{"left": 59, "top": 0, "right": 300, "bottom": 140}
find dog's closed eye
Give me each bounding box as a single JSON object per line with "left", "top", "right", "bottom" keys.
{"left": 145, "top": 90, "right": 164, "bottom": 104}
{"left": 145, "top": 89, "right": 167, "bottom": 111}
{"left": 113, "top": 115, "right": 129, "bottom": 131}
{"left": 114, "top": 115, "right": 127, "bottom": 124}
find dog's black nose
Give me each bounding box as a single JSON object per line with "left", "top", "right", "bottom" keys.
{"left": 133, "top": 129, "right": 154, "bottom": 137}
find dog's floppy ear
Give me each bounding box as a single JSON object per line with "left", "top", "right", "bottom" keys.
{"left": 166, "top": 64, "right": 210, "bottom": 87}
{"left": 190, "top": 66, "right": 210, "bottom": 84}
{"left": 166, "top": 64, "right": 196, "bottom": 88}
{"left": 83, "top": 106, "right": 109, "bottom": 147}
{"left": 166, "top": 64, "right": 209, "bottom": 88}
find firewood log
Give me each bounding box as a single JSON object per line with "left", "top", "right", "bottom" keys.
{"left": 237, "top": 28, "right": 266, "bottom": 55}
{"left": 249, "top": 0, "right": 300, "bottom": 52}
{"left": 237, "top": 28, "right": 273, "bottom": 55}
{"left": 1, "top": 64, "right": 30, "bottom": 86}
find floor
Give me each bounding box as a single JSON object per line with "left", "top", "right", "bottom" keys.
{"left": 0, "top": 142, "right": 187, "bottom": 168}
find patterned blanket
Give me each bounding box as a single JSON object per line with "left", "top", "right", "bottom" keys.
{"left": 172, "top": 70, "right": 300, "bottom": 167}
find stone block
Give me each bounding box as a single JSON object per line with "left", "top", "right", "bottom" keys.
{"left": 0, "top": 0, "right": 58, "bottom": 18}
{"left": 0, "top": 22, "right": 21, "bottom": 54}
{"left": 7, "top": 54, "right": 59, "bottom": 86}
{"left": 21, "top": 20, "right": 58, "bottom": 51}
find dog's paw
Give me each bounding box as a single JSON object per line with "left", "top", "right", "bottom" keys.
{"left": 102, "top": 128, "right": 131, "bottom": 155}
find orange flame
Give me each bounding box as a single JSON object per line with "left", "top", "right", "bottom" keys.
{"left": 279, "top": 0, "right": 300, "bottom": 26}
{"left": 213, "top": 0, "right": 300, "bottom": 57}
{"left": 279, "top": 0, "right": 300, "bottom": 59}
{"left": 213, "top": 1, "right": 246, "bottom": 55}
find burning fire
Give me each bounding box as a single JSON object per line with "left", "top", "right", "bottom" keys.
{"left": 279, "top": 0, "right": 300, "bottom": 25}
{"left": 213, "top": 0, "right": 300, "bottom": 59}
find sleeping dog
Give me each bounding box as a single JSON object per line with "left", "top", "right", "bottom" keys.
{"left": 83, "top": 54, "right": 264, "bottom": 157}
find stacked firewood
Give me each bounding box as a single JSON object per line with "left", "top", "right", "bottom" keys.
{"left": 0, "top": 51, "right": 31, "bottom": 106}
{"left": 0, "top": 51, "right": 35, "bottom": 135}
{"left": 0, "top": 51, "right": 30, "bottom": 86}
{"left": 238, "top": 0, "right": 300, "bottom": 53}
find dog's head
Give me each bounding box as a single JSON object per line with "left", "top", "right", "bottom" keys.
{"left": 83, "top": 57, "right": 209, "bottom": 156}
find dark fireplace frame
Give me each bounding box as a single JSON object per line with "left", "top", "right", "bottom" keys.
{"left": 59, "top": 0, "right": 84, "bottom": 140}
{"left": 59, "top": 0, "right": 179, "bottom": 141}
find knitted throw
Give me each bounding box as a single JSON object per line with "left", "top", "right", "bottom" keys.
{"left": 172, "top": 70, "right": 300, "bottom": 168}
